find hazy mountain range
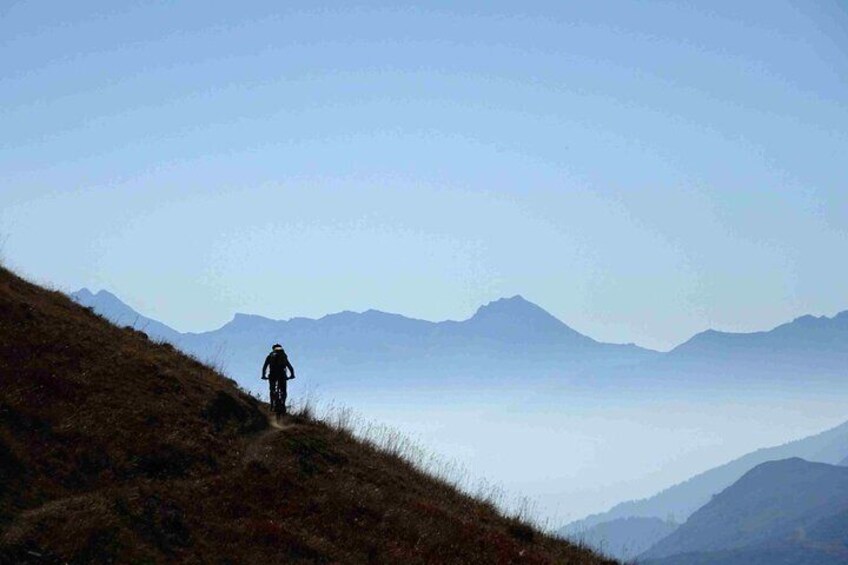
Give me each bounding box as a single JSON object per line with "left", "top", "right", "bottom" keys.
{"left": 562, "top": 419, "right": 848, "bottom": 561}
{"left": 70, "top": 288, "right": 848, "bottom": 396}
{"left": 635, "top": 309, "right": 848, "bottom": 387}
{"left": 641, "top": 458, "right": 848, "bottom": 564}
{"left": 70, "top": 290, "right": 658, "bottom": 392}
{"left": 569, "top": 516, "right": 678, "bottom": 562}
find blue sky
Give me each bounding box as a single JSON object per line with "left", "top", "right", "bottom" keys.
{"left": 2, "top": 0, "right": 847, "bottom": 350}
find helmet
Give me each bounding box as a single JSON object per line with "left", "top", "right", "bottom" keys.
{"left": 272, "top": 343, "right": 283, "bottom": 350}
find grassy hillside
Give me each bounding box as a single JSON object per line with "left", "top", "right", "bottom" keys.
{"left": 0, "top": 266, "right": 613, "bottom": 564}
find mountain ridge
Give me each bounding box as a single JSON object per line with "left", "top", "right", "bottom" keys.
{"left": 70, "top": 287, "right": 848, "bottom": 398}
{"left": 72, "top": 286, "right": 848, "bottom": 353}
{"left": 561, "top": 419, "right": 848, "bottom": 542}
{"left": 73, "top": 288, "right": 183, "bottom": 342}
{"left": 204, "top": 294, "right": 604, "bottom": 343}
{"left": 670, "top": 308, "right": 848, "bottom": 355}
{"left": 71, "top": 288, "right": 660, "bottom": 394}
{"left": 640, "top": 458, "right": 848, "bottom": 564}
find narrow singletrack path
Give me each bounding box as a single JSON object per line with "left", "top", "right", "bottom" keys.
{"left": 242, "top": 411, "right": 301, "bottom": 465}
{"left": 268, "top": 416, "right": 298, "bottom": 431}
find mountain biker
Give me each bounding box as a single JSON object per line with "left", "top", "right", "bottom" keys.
{"left": 262, "top": 343, "right": 295, "bottom": 415}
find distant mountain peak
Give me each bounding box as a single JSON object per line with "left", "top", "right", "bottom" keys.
{"left": 232, "top": 312, "right": 273, "bottom": 322}
{"left": 794, "top": 314, "right": 816, "bottom": 321}
{"left": 70, "top": 287, "right": 181, "bottom": 340}
{"left": 71, "top": 287, "right": 120, "bottom": 306}
{"left": 225, "top": 312, "right": 278, "bottom": 330}
{"left": 472, "top": 295, "right": 547, "bottom": 318}
{"left": 669, "top": 306, "right": 848, "bottom": 357}
{"left": 96, "top": 289, "right": 118, "bottom": 297}
{"left": 93, "top": 289, "right": 125, "bottom": 304}
{"left": 72, "top": 288, "right": 125, "bottom": 306}
{"left": 786, "top": 310, "right": 848, "bottom": 328}
{"left": 73, "top": 287, "right": 94, "bottom": 299}
{"left": 468, "top": 295, "right": 594, "bottom": 342}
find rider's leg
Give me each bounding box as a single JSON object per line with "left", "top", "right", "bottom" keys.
{"left": 280, "top": 380, "right": 288, "bottom": 415}
{"left": 269, "top": 376, "right": 278, "bottom": 407}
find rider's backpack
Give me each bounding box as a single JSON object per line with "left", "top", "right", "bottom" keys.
{"left": 268, "top": 349, "right": 289, "bottom": 375}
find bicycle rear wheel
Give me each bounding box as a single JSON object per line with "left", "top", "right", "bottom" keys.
{"left": 272, "top": 388, "right": 285, "bottom": 417}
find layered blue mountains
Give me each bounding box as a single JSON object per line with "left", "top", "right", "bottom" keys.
{"left": 640, "top": 457, "right": 848, "bottom": 564}
{"left": 643, "top": 310, "right": 848, "bottom": 388}
{"left": 70, "top": 288, "right": 848, "bottom": 396}
{"left": 70, "top": 290, "right": 660, "bottom": 393}
{"left": 562, "top": 420, "right": 848, "bottom": 561}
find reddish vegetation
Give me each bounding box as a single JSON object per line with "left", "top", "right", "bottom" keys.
{"left": 0, "top": 267, "right": 615, "bottom": 564}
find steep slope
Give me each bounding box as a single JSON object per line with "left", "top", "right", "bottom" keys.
{"left": 562, "top": 420, "right": 848, "bottom": 536}
{"left": 1, "top": 267, "right": 612, "bottom": 564}
{"left": 72, "top": 289, "right": 658, "bottom": 394}
{"left": 641, "top": 458, "right": 848, "bottom": 564}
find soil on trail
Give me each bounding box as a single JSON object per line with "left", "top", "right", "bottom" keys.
{"left": 268, "top": 413, "right": 298, "bottom": 431}
{"left": 0, "top": 265, "right": 616, "bottom": 564}
{"left": 242, "top": 413, "right": 300, "bottom": 465}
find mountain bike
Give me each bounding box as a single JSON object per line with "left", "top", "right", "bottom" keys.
{"left": 270, "top": 376, "right": 294, "bottom": 419}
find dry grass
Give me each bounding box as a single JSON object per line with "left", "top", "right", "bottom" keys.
{"left": 0, "top": 265, "right": 616, "bottom": 564}
{"left": 295, "top": 397, "right": 551, "bottom": 530}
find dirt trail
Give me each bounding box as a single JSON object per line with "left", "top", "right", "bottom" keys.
{"left": 268, "top": 417, "right": 297, "bottom": 432}
{"left": 242, "top": 412, "right": 300, "bottom": 465}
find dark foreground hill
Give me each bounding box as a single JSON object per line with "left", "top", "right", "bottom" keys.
{"left": 640, "top": 458, "right": 848, "bottom": 564}
{"left": 0, "top": 267, "right": 613, "bottom": 564}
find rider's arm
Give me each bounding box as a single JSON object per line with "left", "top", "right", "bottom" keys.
{"left": 262, "top": 355, "right": 271, "bottom": 379}
{"left": 287, "top": 359, "right": 295, "bottom": 379}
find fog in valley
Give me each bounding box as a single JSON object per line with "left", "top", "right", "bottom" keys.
{"left": 308, "top": 384, "right": 848, "bottom": 523}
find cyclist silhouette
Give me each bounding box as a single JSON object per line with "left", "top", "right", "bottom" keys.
{"left": 261, "top": 343, "right": 295, "bottom": 416}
